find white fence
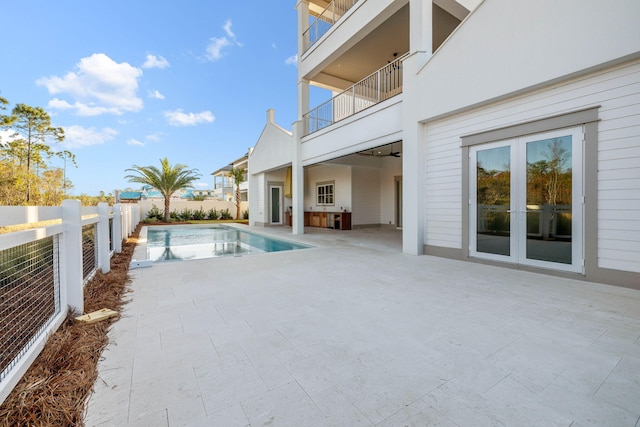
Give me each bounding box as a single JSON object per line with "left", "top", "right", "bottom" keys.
{"left": 137, "top": 199, "right": 249, "bottom": 219}
{"left": 0, "top": 201, "right": 140, "bottom": 405}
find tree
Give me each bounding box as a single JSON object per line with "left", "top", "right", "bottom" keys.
{"left": 125, "top": 158, "right": 201, "bottom": 222}
{"left": 229, "top": 167, "right": 246, "bottom": 220}
{"left": 1, "top": 103, "right": 64, "bottom": 203}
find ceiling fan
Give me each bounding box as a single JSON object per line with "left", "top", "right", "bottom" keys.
{"left": 357, "top": 144, "right": 401, "bottom": 158}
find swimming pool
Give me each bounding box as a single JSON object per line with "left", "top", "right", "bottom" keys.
{"left": 145, "top": 225, "right": 310, "bottom": 262}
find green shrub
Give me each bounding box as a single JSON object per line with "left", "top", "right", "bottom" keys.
{"left": 207, "top": 208, "right": 219, "bottom": 220}
{"left": 177, "top": 208, "right": 192, "bottom": 221}
{"left": 242, "top": 209, "right": 249, "bottom": 220}
{"left": 169, "top": 211, "right": 179, "bottom": 220}
{"left": 220, "top": 208, "right": 233, "bottom": 220}
{"left": 192, "top": 206, "right": 206, "bottom": 220}
{"left": 146, "top": 204, "right": 163, "bottom": 221}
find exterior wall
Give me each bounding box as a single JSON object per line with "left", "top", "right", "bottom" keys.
{"left": 247, "top": 109, "right": 294, "bottom": 227}
{"left": 351, "top": 166, "right": 381, "bottom": 226}
{"left": 249, "top": 173, "right": 265, "bottom": 226}
{"left": 422, "top": 59, "right": 640, "bottom": 275}
{"left": 304, "top": 164, "right": 352, "bottom": 213}
{"left": 250, "top": 125, "right": 293, "bottom": 174}
{"left": 415, "top": 0, "right": 640, "bottom": 122}
{"left": 300, "top": 98, "right": 403, "bottom": 165}
{"left": 138, "top": 199, "right": 247, "bottom": 219}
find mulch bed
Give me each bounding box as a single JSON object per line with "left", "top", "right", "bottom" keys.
{"left": 0, "top": 224, "right": 141, "bottom": 426}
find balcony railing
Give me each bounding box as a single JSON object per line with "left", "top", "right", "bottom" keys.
{"left": 303, "top": 53, "right": 407, "bottom": 136}
{"left": 303, "top": 0, "right": 360, "bottom": 52}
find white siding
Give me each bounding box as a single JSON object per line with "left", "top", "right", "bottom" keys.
{"left": 423, "top": 59, "right": 640, "bottom": 272}
{"left": 351, "top": 166, "right": 380, "bottom": 226}
{"left": 253, "top": 174, "right": 266, "bottom": 225}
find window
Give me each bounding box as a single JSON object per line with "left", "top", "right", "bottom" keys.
{"left": 316, "top": 182, "right": 334, "bottom": 205}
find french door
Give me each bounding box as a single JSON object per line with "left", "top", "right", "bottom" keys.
{"left": 469, "top": 127, "right": 583, "bottom": 272}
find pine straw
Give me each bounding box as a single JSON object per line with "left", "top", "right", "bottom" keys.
{"left": 0, "top": 225, "right": 141, "bottom": 427}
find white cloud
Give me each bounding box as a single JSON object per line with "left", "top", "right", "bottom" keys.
{"left": 36, "top": 53, "right": 143, "bottom": 116}
{"left": 0, "top": 129, "right": 17, "bottom": 146}
{"left": 205, "top": 19, "right": 242, "bottom": 61}
{"left": 205, "top": 37, "right": 232, "bottom": 61}
{"left": 148, "top": 89, "right": 165, "bottom": 99}
{"left": 145, "top": 132, "right": 162, "bottom": 142}
{"left": 62, "top": 125, "right": 118, "bottom": 148}
{"left": 195, "top": 182, "right": 209, "bottom": 189}
{"left": 127, "top": 138, "right": 144, "bottom": 146}
{"left": 223, "top": 19, "right": 235, "bottom": 39}
{"left": 142, "top": 54, "right": 170, "bottom": 69}
{"left": 163, "top": 109, "right": 215, "bottom": 127}
{"left": 285, "top": 54, "right": 298, "bottom": 65}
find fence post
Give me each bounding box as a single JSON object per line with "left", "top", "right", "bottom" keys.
{"left": 97, "top": 203, "right": 110, "bottom": 274}
{"left": 61, "top": 199, "right": 84, "bottom": 314}
{"left": 113, "top": 203, "right": 123, "bottom": 253}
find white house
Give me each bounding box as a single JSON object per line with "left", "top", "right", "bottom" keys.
{"left": 249, "top": 109, "right": 294, "bottom": 226}
{"left": 249, "top": 0, "right": 640, "bottom": 288}
{"left": 211, "top": 152, "right": 250, "bottom": 202}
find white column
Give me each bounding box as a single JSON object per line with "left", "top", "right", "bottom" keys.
{"left": 97, "top": 202, "right": 110, "bottom": 273}
{"left": 292, "top": 120, "right": 305, "bottom": 235}
{"left": 296, "top": 0, "right": 310, "bottom": 57}
{"left": 400, "top": 0, "right": 433, "bottom": 255}
{"left": 410, "top": 0, "right": 433, "bottom": 56}
{"left": 61, "top": 199, "right": 83, "bottom": 314}
{"left": 112, "top": 203, "right": 123, "bottom": 253}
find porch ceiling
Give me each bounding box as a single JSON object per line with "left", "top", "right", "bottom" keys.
{"left": 316, "top": 4, "right": 410, "bottom": 89}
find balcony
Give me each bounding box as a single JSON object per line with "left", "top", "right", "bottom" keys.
{"left": 303, "top": 53, "right": 407, "bottom": 136}
{"left": 303, "top": 0, "right": 360, "bottom": 53}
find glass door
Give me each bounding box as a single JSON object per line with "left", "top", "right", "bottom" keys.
{"left": 395, "top": 177, "right": 403, "bottom": 228}
{"left": 470, "top": 127, "right": 583, "bottom": 272}
{"left": 270, "top": 185, "right": 282, "bottom": 224}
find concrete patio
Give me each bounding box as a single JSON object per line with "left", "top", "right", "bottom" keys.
{"left": 85, "top": 226, "right": 640, "bottom": 426}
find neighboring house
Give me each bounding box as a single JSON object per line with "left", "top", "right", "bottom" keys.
{"left": 120, "top": 185, "right": 211, "bottom": 201}
{"left": 118, "top": 191, "right": 142, "bottom": 203}
{"left": 211, "top": 152, "right": 250, "bottom": 202}
{"left": 248, "top": 109, "right": 294, "bottom": 226}
{"left": 249, "top": 0, "right": 640, "bottom": 288}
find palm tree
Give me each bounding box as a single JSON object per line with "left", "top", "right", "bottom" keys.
{"left": 125, "top": 158, "right": 201, "bottom": 222}
{"left": 229, "top": 167, "right": 246, "bottom": 220}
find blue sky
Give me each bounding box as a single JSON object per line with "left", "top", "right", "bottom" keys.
{"left": 0, "top": 1, "right": 299, "bottom": 195}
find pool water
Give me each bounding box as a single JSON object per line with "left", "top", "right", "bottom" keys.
{"left": 146, "top": 225, "right": 309, "bottom": 262}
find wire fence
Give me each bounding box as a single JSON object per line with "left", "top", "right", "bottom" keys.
{"left": 0, "top": 236, "right": 60, "bottom": 384}
{"left": 0, "top": 201, "right": 141, "bottom": 405}
{"left": 82, "top": 223, "right": 97, "bottom": 283}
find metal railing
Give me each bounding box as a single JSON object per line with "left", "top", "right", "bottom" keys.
{"left": 303, "top": 0, "right": 360, "bottom": 52}
{"left": 82, "top": 222, "right": 98, "bottom": 283}
{"left": 0, "top": 201, "right": 140, "bottom": 405}
{"left": 0, "top": 236, "right": 60, "bottom": 385}
{"left": 303, "top": 53, "right": 407, "bottom": 135}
